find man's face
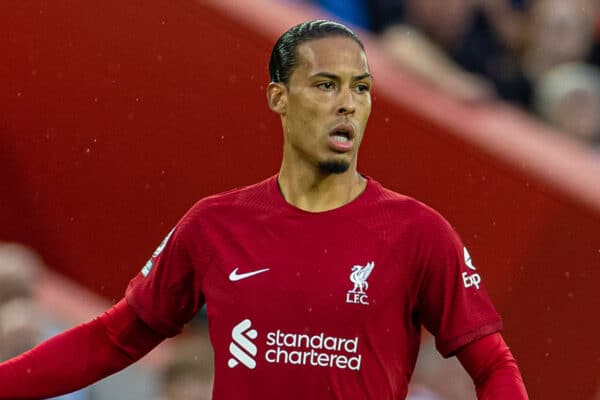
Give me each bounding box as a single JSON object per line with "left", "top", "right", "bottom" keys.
{"left": 272, "top": 36, "right": 372, "bottom": 174}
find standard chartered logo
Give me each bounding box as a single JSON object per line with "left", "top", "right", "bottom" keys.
{"left": 228, "top": 319, "right": 258, "bottom": 369}
{"left": 265, "top": 330, "right": 362, "bottom": 370}
{"left": 228, "top": 319, "right": 362, "bottom": 371}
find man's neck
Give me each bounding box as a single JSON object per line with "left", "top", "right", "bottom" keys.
{"left": 277, "top": 164, "right": 366, "bottom": 212}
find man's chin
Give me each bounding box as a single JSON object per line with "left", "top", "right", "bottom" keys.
{"left": 318, "top": 159, "right": 351, "bottom": 174}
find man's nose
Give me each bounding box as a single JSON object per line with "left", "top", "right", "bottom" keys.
{"left": 337, "top": 87, "right": 355, "bottom": 115}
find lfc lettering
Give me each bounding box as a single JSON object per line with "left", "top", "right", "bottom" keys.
{"left": 346, "top": 292, "right": 369, "bottom": 304}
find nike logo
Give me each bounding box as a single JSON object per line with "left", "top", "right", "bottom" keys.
{"left": 229, "top": 267, "right": 270, "bottom": 281}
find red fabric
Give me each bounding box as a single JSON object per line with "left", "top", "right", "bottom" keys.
{"left": 457, "top": 332, "right": 529, "bottom": 399}
{"left": 0, "top": 299, "right": 163, "bottom": 399}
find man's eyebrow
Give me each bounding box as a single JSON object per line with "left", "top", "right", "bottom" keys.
{"left": 310, "top": 72, "right": 373, "bottom": 81}
{"left": 352, "top": 73, "right": 373, "bottom": 82}
{"left": 310, "top": 72, "right": 340, "bottom": 80}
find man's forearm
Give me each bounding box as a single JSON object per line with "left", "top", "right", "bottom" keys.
{"left": 0, "top": 317, "right": 131, "bottom": 399}
{"left": 457, "top": 333, "right": 529, "bottom": 399}
{"left": 474, "top": 360, "right": 528, "bottom": 399}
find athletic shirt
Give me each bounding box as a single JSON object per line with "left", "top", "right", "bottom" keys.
{"left": 126, "top": 175, "right": 501, "bottom": 399}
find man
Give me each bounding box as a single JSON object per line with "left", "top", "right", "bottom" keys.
{"left": 0, "top": 20, "right": 528, "bottom": 399}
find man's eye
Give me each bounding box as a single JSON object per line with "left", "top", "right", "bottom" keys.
{"left": 355, "top": 84, "right": 370, "bottom": 93}
{"left": 317, "top": 82, "right": 334, "bottom": 90}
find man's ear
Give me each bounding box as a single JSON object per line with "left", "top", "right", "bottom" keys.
{"left": 267, "top": 82, "right": 287, "bottom": 115}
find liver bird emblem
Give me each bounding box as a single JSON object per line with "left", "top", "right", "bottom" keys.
{"left": 349, "top": 262, "right": 375, "bottom": 293}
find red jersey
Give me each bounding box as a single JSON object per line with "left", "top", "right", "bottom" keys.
{"left": 126, "top": 175, "right": 501, "bottom": 399}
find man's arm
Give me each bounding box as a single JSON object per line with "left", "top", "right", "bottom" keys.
{"left": 0, "top": 299, "right": 164, "bottom": 399}
{"left": 457, "top": 332, "right": 528, "bottom": 399}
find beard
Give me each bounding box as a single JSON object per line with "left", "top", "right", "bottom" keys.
{"left": 318, "top": 159, "right": 350, "bottom": 174}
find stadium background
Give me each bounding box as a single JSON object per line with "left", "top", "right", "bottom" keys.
{"left": 1, "top": 0, "right": 599, "bottom": 398}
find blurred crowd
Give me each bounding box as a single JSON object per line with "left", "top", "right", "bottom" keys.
{"left": 301, "top": 0, "right": 600, "bottom": 150}
{"left": 0, "top": 243, "right": 45, "bottom": 363}
{"left": 0, "top": 242, "right": 90, "bottom": 400}
{"left": 0, "top": 242, "right": 213, "bottom": 400}
{"left": 157, "top": 318, "right": 214, "bottom": 400}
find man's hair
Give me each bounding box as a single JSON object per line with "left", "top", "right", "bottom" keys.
{"left": 269, "top": 20, "right": 364, "bottom": 85}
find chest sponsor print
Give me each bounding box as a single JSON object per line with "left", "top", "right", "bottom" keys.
{"left": 228, "top": 319, "right": 362, "bottom": 371}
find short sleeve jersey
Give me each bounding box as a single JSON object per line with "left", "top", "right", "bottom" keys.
{"left": 126, "top": 175, "right": 501, "bottom": 400}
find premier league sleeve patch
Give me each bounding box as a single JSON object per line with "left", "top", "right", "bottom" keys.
{"left": 141, "top": 228, "right": 175, "bottom": 277}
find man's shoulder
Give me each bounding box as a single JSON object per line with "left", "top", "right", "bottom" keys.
{"left": 188, "top": 175, "right": 275, "bottom": 214}
{"left": 369, "top": 178, "right": 450, "bottom": 226}
{"left": 371, "top": 179, "right": 434, "bottom": 213}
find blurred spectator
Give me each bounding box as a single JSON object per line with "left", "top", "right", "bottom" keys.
{"left": 475, "top": 0, "right": 529, "bottom": 52}
{"left": 0, "top": 242, "right": 90, "bottom": 399}
{"left": 0, "top": 242, "right": 158, "bottom": 399}
{"left": 521, "top": 0, "right": 598, "bottom": 84}
{"left": 533, "top": 62, "right": 600, "bottom": 147}
{"left": 407, "top": 334, "right": 475, "bottom": 400}
{"left": 0, "top": 298, "right": 44, "bottom": 361}
{"left": 159, "top": 334, "right": 214, "bottom": 400}
{"left": 406, "top": 385, "right": 446, "bottom": 400}
{"left": 307, "top": 0, "right": 531, "bottom": 104}
{"left": 0, "top": 242, "right": 41, "bottom": 306}
{"left": 0, "top": 242, "right": 44, "bottom": 360}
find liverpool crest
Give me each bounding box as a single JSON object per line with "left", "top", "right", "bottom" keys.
{"left": 346, "top": 261, "right": 375, "bottom": 305}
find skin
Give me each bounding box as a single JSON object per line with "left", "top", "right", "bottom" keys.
{"left": 267, "top": 36, "right": 373, "bottom": 212}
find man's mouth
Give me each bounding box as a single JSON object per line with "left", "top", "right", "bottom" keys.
{"left": 331, "top": 132, "right": 350, "bottom": 143}
{"left": 328, "top": 125, "right": 355, "bottom": 152}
